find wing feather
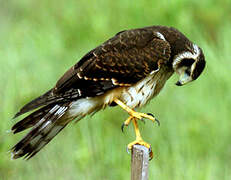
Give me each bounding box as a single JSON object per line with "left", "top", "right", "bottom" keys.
{"left": 54, "top": 28, "right": 171, "bottom": 96}
{"left": 14, "top": 27, "right": 171, "bottom": 117}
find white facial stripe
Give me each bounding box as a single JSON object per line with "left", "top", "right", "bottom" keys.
{"left": 192, "top": 44, "right": 200, "bottom": 56}
{"left": 173, "top": 44, "right": 200, "bottom": 70}
{"left": 156, "top": 32, "right": 166, "bottom": 41}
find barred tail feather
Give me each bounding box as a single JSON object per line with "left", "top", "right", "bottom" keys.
{"left": 12, "top": 96, "right": 102, "bottom": 160}
{"left": 11, "top": 104, "right": 70, "bottom": 160}
{"left": 14, "top": 88, "right": 82, "bottom": 118}
{"left": 12, "top": 104, "right": 55, "bottom": 134}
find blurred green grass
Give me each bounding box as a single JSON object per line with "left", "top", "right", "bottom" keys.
{"left": 1, "top": 0, "right": 231, "bottom": 179}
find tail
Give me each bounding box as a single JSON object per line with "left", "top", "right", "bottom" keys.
{"left": 11, "top": 104, "right": 70, "bottom": 160}
{"left": 11, "top": 89, "right": 101, "bottom": 159}
{"left": 13, "top": 88, "right": 81, "bottom": 118}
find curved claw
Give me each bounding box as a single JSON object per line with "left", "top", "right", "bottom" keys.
{"left": 148, "top": 145, "right": 153, "bottom": 161}
{"left": 121, "top": 123, "right": 125, "bottom": 132}
{"left": 148, "top": 146, "right": 152, "bottom": 153}
{"left": 147, "top": 113, "right": 160, "bottom": 126}
{"left": 147, "top": 113, "right": 154, "bottom": 117}
{"left": 126, "top": 147, "right": 130, "bottom": 154}
{"left": 149, "top": 151, "right": 153, "bottom": 161}
{"left": 155, "top": 119, "right": 160, "bottom": 126}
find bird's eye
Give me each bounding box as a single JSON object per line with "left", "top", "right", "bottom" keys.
{"left": 185, "top": 69, "right": 191, "bottom": 76}
{"left": 179, "top": 58, "right": 195, "bottom": 67}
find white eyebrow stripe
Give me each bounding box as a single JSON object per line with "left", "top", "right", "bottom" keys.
{"left": 192, "top": 44, "right": 200, "bottom": 56}
{"left": 172, "top": 44, "right": 200, "bottom": 70}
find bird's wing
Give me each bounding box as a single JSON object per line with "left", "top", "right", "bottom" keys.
{"left": 54, "top": 28, "right": 171, "bottom": 95}
{"left": 14, "top": 28, "right": 171, "bottom": 117}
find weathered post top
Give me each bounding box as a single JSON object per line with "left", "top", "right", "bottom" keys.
{"left": 131, "top": 145, "right": 150, "bottom": 180}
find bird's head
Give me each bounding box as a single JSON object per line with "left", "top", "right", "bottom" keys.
{"left": 172, "top": 44, "right": 206, "bottom": 86}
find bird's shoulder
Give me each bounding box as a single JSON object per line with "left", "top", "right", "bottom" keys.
{"left": 54, "top": 28, "right": 172, "bottom": 94}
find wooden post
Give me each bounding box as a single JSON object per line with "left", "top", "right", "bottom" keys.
{"left": 131, "top": 145, "right": 150, "bottom": 180}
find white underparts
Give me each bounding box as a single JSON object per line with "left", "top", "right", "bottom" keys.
{"left": 120, "top": 67, "right": 172, "bottom": 109}
{"left": 121, "top": 75, "right": 156, "bottom": 108}
{"left": 68, "top": 98, "right": 103, "bottom": 118}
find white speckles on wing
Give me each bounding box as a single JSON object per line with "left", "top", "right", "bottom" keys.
{"left": 77, "top": 72, "right": 83, "bottom": 79}
{"left": 111, "top": 78, "right": 117, "bottom": 85}
{"left": 156, "top": 32, "right": 166, "bottom": 41}
{"left": 77, "top": 89, "right": 82, "bottom": 96}
{"left": 150, "top": 68, "right": 159, "bottom": 75}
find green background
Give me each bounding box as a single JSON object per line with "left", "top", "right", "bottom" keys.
{"left": 1, "top": 0, "right": 231, "bottom": 179}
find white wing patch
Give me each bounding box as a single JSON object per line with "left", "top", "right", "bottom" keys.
{"left": 156, "top": 32, "right": 166, "bottom": 41}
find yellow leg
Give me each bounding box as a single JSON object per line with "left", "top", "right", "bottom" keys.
{"left": 127, "top": 118, "right": 153, "bottom": 159}
{"left": 114, "top": 98, "right": 156, "bottom": 123}
{"left": 121, "top": 116, "right": 133, "bottom": 132}
{"left": 127, "top": 118, "right": 150, "bottom": 147}
{"left": 114, "top": 98, "right": 156, "bottom": 159}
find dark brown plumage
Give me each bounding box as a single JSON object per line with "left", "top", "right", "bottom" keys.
{"left": 11, "top": 25, "right": 206, "bottom": 159}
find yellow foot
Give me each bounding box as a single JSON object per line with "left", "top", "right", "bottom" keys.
{"left": 127, "top": 139, "right": 153, "bottom": 160}
{"left": 121, "top": 113, "right": 156, "bottom": 132}
{"left": 129, "top": 111, "right": 157, "bottom": 123}
{"left": 121, "top": 113, "right": 160, "bottom": 132}
{"left": 121, "top": 116, "right": 133, "bottom": 132}
{"left": 114, "top": 98, "right": 160, "bottom": 126}
{"left": 113, "top": 99, "right": 157, "bottom": 160}
{"left": 127, "top": 139, "right": 151, "bottom": 150}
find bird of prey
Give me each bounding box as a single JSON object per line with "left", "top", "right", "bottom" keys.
{"left": 11, "top": 25, "right": 206, "bottom": 160}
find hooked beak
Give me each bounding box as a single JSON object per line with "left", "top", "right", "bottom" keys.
{"left": 175, "top": 71, "right": 192, "bottom": 86}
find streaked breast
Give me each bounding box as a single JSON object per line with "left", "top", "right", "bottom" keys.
{"left": 121, "top": 67, "right": 173, "bottom": 108}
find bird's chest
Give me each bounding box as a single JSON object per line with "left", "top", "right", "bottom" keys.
{"left": 121, "top": 68, "right": 173, "bottom": 108}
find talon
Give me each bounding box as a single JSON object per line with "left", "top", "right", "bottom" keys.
{"left": 148, "top": 146, "right": 152, "bottom": 153}
{"left": 156, "top": 118, "right": 160, "bottom": 126}
{"left": 121, "top": 116, "right": 133, "bottom": 132}
{"left": 147, "top": 113, "right": 160, "bottom": 126}
{"left": 113, "top": 99, "right": 157, "bottom": 160}
{"left": 121, "top": 123, "right": 125, "bottom": 132}
{"left": 147, "top": 113, "right": 154, "bottom": 117}
{"left": 148, "top": 146, "right": 153, "bottom": 161}
{"left": 126, "top": 147, "right": 130, "bottom": 154}
{"left": 149, "top": 151, "right": 153, "bottom": 161}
